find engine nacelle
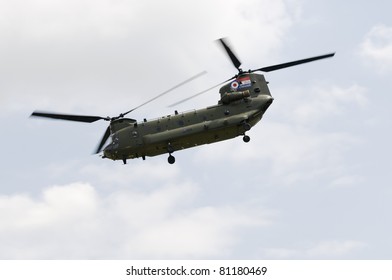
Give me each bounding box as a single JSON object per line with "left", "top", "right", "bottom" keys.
{"left": 220, "top": 90, "right": 250, "bottom": 104}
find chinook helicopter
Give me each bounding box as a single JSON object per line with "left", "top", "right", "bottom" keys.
{"left": 31, "top": 38, "right": 334, "bottom": 164}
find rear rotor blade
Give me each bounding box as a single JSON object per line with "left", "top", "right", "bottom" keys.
{"left": 120, "top": 70, "right": 207, "bottom": 117}
{"left": 254, "top": 53, "right": 335, "bottom": 72}
{"left": 218, "top": 38, "right": 242, "bottom": 71}
{"left": 95, "top": 126, "right": 111, "bottom": 154}
{"left": 31, "top": 111, "right": 108, "bottom": 123}
{"left": 168, "top": 76, "right": 235, "bottom": 108}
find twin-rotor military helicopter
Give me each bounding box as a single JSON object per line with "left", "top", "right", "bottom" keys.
{"left": 31, "top": 38, "right": 335, "bottom": 164}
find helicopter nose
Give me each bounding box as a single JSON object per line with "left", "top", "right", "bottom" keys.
{"left": 262, "top": 95, "right": 274, "bottom": 111}
{"left": 102, "top": 142, "right": 115, "bottom": 159}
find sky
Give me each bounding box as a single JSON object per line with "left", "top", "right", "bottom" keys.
{"left": 0, "top": 0, "right": 391, "bottom": 259}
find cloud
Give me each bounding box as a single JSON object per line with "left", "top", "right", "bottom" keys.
{"left": 329, "top": 175, "right": 364, "bottom": 188}
{"left": 0, "top": 182, "right": 269, "bottom": 259}
{"left": 359, "top": 24, "right": 392, "bottom": 72}
{"left": 0, "top": 0, "right": 300, "bottom": 116}
{"left": 192, "top": 82, "right": 367, "bottom": 186}
{"left": 273, "top": 83, "right": 368, "bottom": 126}
{"left": 45, "top": 160, "right": 183, "bottom": 189}
{"left": 0, "top": 183, "right": 98, "bottom": 230}
{"left": 306, "top": 240, "right": 367, "bottom": 257}
{"left": 264, "top": 240, "right": 367, "bottom": 259}
{"left": 194, "top": 122, "right": 359, "bottom": 187}
{"left": 0, "top": 0, "right": 134, "bottom": 41}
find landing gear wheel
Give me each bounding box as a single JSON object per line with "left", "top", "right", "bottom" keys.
{"left": 168, "top": 155, "right": 175, "bottom": 164}
{"left": 243, "top": 135, "right": 250, "bottom": 143}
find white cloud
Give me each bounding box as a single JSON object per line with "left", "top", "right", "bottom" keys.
{"left": 0, "top": 182, "right": 268, "bottom": 259}
{"left": 329, "top": 175, "right": 364, "bottom": 188}
{"left": 45, "top": 160, "right": 183, "bottom": 188}
{"left": 264, "top": 240, "right": 367, "bottom": 259}
{"left": 359, "top": 24, "right": 392, "bottom": 72}
{"left": 0, "top": 183, "right": 98, "bottom": 231}
{"left": 194, "top": 122, "right": 358, "bottom": 187}
{"left": 192, "top": 82, "right": 366, "bottom": 186}
{"left": 274, "top": 84, "right": 368, "bottom": 126}
{"left": 127, "top": 206, "right": 261, "bottom": 258}
{"left": 307, "top": 240, "right": 367, "bottom": 257}
{"left": 0, "top": 0, "right": 300, "bottom": 116}
{"left": 0, "top": 0, "right": 134, "bottom": 41}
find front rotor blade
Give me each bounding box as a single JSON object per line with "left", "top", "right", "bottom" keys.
{"left": 218, "top": 38, "right": 242, "bottom": 71}
{"left": 254, "top": 53, "right": 335, "bottom": 72}
{"left": 31, "top": 111, "right": 108, "bottom": 123}
{"left": 95, "top": 126, "right": 111, "bottom": 154}
{"left": 120, "top": 70, "right": 207, "bottom": 117}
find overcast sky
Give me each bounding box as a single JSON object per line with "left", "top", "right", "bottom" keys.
{"left": 1, "top": 0, "right": 392, "bottom": 259}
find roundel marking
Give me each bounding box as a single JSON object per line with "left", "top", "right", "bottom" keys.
{"left": 230, "top": 81, "right": 239, "bottom": 90}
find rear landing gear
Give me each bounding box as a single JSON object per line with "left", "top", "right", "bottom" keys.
{"left": 243, "top": 135, "right": 250, "bottom": 143}
{"left": 242, "top": 121, "right": 251, "bottom": 143}
{"left": 168, "top": 154, "right": 175, "bottom": 164}
{"left": 167, "top": 142, "right": 175, "bottom": 164}
{"left": 243, "top": 122, "right": 251, "bottom": 131}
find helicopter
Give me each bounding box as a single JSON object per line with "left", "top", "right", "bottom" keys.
{"left": 31, "top": 38, "right": 335, "bottom": 164}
